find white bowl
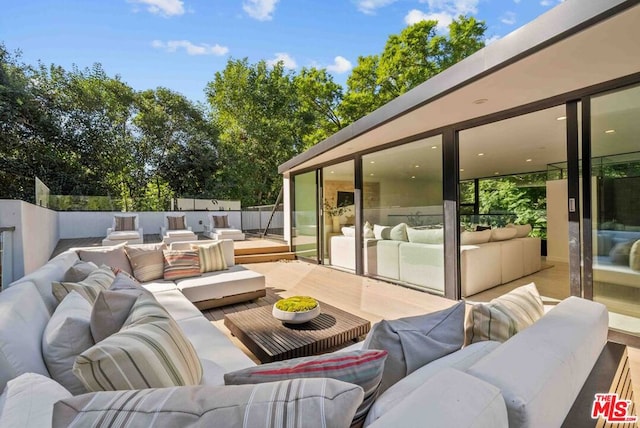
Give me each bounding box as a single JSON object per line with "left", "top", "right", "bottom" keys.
{"left": 272, "top": 304, "right": 321, "bottom": 324}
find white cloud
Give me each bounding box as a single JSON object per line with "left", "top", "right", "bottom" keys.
{"left": 326, "top": 56, "right": 353, "bottom": 74}
{"left": 513, "top": 0, "right": 521, "bottom": 3}
{"left": 485, "top": 35, "right": 501, "bottom": 45}
{"left": 130, "top": 0, "right": 184, "bottom": 16}
{"left": 243, "top": 0, "right": 279, "bottom": 21}
{"left": 267, "top": 53, "right": 297, "bottom": 69}
{"left": 152, "top": 40, "right": 229, "bottom": 56}
{"left": 356, "top": 0, "right": 398, "bottom": 15}
{"left": 404, "top": 9, "right": 453, "bottom": 30}
{"left": 501, "top": 11, "right": 516, "bottom": 25}
{"left": 540, "top": 0, "right": 552, "bottom": 5}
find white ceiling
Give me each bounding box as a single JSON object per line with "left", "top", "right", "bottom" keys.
{"left": 287, "top": 3, "right": 640, "bottom": 180}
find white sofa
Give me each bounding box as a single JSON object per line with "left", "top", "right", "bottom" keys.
{"left": 331, "top": 229, "right": 541, "bottom": 297}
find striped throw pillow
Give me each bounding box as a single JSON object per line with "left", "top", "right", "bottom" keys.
{"left": 52, "top": 266, "right": 115, "bottom": 304}
{"left": 224, "top": 350, "right": 387, "bottom": 427}
{"left": 465, "top": 282, "right": 544, "bottom": 344}
{"left": 53, "top": 378, "right": 363, "bottom": 428}
{"left": 167, "top": 215, "right": 186, "bottom": 231}
{"left": 193, "top": 241, "right": 227, "bottom": 273}
{"left": 162, "top": 250, "right": 201, "bottom": 280}
{"left": 114, "top": 216, "right": 136, "bottom": 231}
{"left": 124, "top": 245, "right": 164, "bottom": 282}
{"left": 73, "top": 294, "right": 202, "bottom": 391}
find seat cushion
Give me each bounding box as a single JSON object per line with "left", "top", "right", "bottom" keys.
{"left": 175, "top": 266, "right": 265, "bottom": 303}
{"left": 106, "top": 231, "right": 140, "bottom": 240}
{"left": 213, "top": 228, "right": 242, "bottom": 236}
{"left": 165, "top": 230, "right": 195, "bottom": 237}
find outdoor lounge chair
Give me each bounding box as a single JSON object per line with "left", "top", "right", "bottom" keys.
{"left": 161, "top": 215, "right": 197, "bottom": 245}
{"left": 102, "top": 214, "right": 143, "bottom": 246}
{"left": 205, "top": 213, "right": 245, "bottom": 241}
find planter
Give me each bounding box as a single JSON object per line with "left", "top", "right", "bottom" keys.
{"left": 272, "top": 304, "right": 321, "bottom": 324}
{"left": 332, "top": 217, "right": 341, "bottom": 233}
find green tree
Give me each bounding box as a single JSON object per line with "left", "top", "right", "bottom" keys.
{"left": 339, "top": 16, "right": 486, "bottom": 124}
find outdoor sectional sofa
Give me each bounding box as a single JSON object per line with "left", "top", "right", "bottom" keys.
{"left": 0, "top": 251, "right": 609, "bottom": 427}
{"left": 331, "top": 224, "right": 541, "bottom": 296}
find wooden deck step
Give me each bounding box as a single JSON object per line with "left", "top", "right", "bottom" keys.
{"left": 234, "top": 244, "right": 289, "bottom": 256}
{"left": 235, "top": 252, "right": 296, "bottom": 264}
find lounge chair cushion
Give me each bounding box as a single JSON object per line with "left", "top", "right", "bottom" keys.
{"left": 52, "top": 266, "right": 115, "bottom": 304}
{"left": 42, "top": 291, "right": 93, "bottom": 395}
{"left": 167, "top": 215, "right": 186, "bottom": 231}
{"left": 213, "top": 214, "right": 230, "bottom": 228}
{"left": 106, "top": 231, "right": 140, "bottom": 240}
{"left": 125, "top": 245, "right": 165, "bottom": 282}
{"left": 114, "top": 216, "right": 136, "bottom": 231}
{"left": 53, "top": 378, "right": 363, "bottom": 428}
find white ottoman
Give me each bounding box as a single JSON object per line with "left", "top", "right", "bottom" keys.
{"left": 208, "top": 229, "right": 245, "bottom": 241}
{"left": 162, "top": 230, "right": 198, "bottom": 245}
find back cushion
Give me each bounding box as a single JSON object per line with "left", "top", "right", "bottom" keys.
{"left": 167, "top": 216, "right": 186, "bottom": 231}
{"left": 0, "top": 283, "right": 51, "bottom": 391}
{"left": 213, "top": 215, "right": 230, "bottom": 228}
{"left": 78, "top": 243, "right": 133, "bottom": 275}
{"left": 114, "top": 216, "right": 136, "bottom": 231}
{"left": 406, "top": 227, "right": 443, "bottom": 244}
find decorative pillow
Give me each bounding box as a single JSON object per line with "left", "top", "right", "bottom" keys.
{"left": 363, "top": 301, "right": 465, "bottom": 394}
{"left": 213, "top": 215, "right": 229, "bottom": 228}
{"left": 374, "top": 224, "right": 391, "bottom": 240}
{"left": 78, "top": 242, "right": 133, "bottom": 275}
{"left": 110, "top": 271, "right": 142, "bottom": 290}
{"left": 460, "top": 229, "right": 492, "bottom": 245}
{"left": 114, "top": 216, "right": 136, "bottom": 231}
{"left": 163, "top": 250, "right": 201, "bottom": 280}
{"left": 342, "top": 226, "right": 356, "bottom": 237}
{"left": 363, "top": 221, "right": 375, "bottom": 239}
{"left": 52, "top": 265, "right": 115, "bottom": 304}
{"left": 124, "top": 245, "right": 164, "bottom": 282}
{"left": 406, "top": 227, "right": 443, "bottom": 244}
{"left": 63, "top": 260, "right": 99, "bottom": 282}
{"left": 90, "top": 289, "right": 143, "bottom": 343}
{"left": 506, "top": 223, "right": 533, "bottom": 238}
{"left": 0, "top": 373, "right": 71, "bottom": 428}
{"left": 631, "top": 240, "right": 640, "bottom": 271}
{"left": 167, "top": 215, "right": 186, "bottom": 231}
{"left": 489, "top": 227, "right": 518, "bottom": 242}
{"left": 610, "top": 240, "right": 634, "bottom": 265}
{"left": 193, "top": 241, "right": 227, "bottom": 273}
{"left": 475, "top": 225, "right": 491, "bottom": 231}
{"left": 74, "top": 293, "right": 202, "bottom": 391}
{"left": 389, "top": 223, "right": 409, "bottom": 242}
{"left": 465, "top": 282, "right": 544, "bottom": 345}
{"left": 224, "top": 350, "right": 387, "bottom": 427}
{"left": 53, "top": 378, "right": 363, "bottom": 428}
{"left": 42, "top": 291, "right": 94, "bottom": 395}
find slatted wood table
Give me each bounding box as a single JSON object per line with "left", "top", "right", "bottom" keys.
{"left": 224, "top": 301, "right": 371, "bottom": 363}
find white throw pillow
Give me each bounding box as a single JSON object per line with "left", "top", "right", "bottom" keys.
{"left": 406, "top": 227, "right": 443, "bottom": 244}
{"left": 363, "top": 221, "right": 375, "bottom": 239}
{"left": 0, "top": 373, "right": 71, "bottom": 428}
{"left": 506, "top": 223, "right": 532, "bottom": 238}
{"left": 342, "top": 226, "right": 355, "bottom": 237}
{"left": 490, "top": 227, "right": 518, "bottom": 242}
{"left": 374, "top": 224, "right": 391, "bottom": 240}
{"left": 42, "top": 290, "right": 94, "bottom": 395}
{"left": 460, "top": 229, "right": 492, "bottom": 245}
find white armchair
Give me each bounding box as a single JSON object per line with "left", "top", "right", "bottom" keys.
{"left": 102, "top": 214, "right": 143, "bottom": 246}
{"left": 161, "top": 215, "right": 197, "bottom": 245}
{"left": 205, "top": 213, "right": 245, "bottom": 241}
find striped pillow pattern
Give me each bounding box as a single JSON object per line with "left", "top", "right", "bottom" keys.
{"left": 193, "top": 241, "right": 227, "bottom": 273}
{"left": 162, "top": 250, "right": 201, "bottom": 280}
{"left": 465, "top": 282, "right": 544, "bottom": 344}
{"left": 53, "top": 378, "right": 364, "bottom": 428}
{"left": 73, "top": 294, "right": 202, "bottom": 391}
{"left": 213, "top": 215, "right": 229, "bottom": 228}
{"left": 224, "top": 350, "right": 387, "bottom": 427}
{"left": 124, "top": 245, "right": 164, "bottom": 282}
{"left": 114, "top": 216, "right": 136, "bottom": 231}
{"left": 167, "top": 216, "right": 186, "bottom": 231}
{"left": 52, "top": 266, "right": 115, "bottom": 304}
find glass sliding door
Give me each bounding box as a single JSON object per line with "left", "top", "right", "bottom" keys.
{"left": 292, "top": 171, "right": 319, "bottom": 261}
{"left": 322, "top": 161, "right": 355, "bottom": 268}
{"left": 590, "top": 84, "right": 640, "bottom": 337}
{"left": 361, "top": 136, "right": 444, "bottom": 295}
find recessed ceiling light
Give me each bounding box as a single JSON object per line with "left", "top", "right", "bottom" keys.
{"left": 605, "top": 129, "right": 616, "bottom": 134}
{"left": 526, "top": 158, "right": 532, "bottom": 162}
{"left": 460, "top": 168, "right": 465, "bottom": 172}
{"left": 370, "top": 161, "right": 375, "bottom": 164}
{"left": 472, "top": 98, "right": 488, "bottom": 105}
{"left": 557, "top": 116, "right": 567, "bottom": 121}
{"left": 431, "top": 146, "right": 437, "bottom": 149}
{"left": 477, "top": 153, "right": 485, "bottom": 157}
{"left": 411, "top": 176, "right": 416, "bottom": 179}
{"left": 415, "top": 165, "right": 420, "bottom": 168}
{"left": 494, "top": 172, "right": 500, "bottom": 175}
{"left": 370, "top": 173, "right": 374, "bottom": 176}
{"left": 330, "top": 171, "right": 335, "bottom": 174}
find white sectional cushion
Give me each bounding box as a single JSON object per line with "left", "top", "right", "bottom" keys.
{"left": 175, "top": 265, "right": 265, "bottom": 303}
{"left": 42, "top": 291, "right": 93, "bottom": 395}
{"left": 517, "top": 237, "right": 542, "bottom": 276}
{"left": 366, "top": 340, "right": 500, "bottom": 425}
{"left": 375, "top": 240, "right": 402, "bottom": 280}
{"left": 498, "top": 238, "right": 525, "bottom": 283}
{"left": 460, "top": 244, "right": 501, "bottom": 297}
{"left": 151, "top": 289, "right": 204, "bottom": 321}
{"left": 507, "top": 223, "right": 533, "bottom": 238}
{"left": 77, "top": 243, "right": 133, "bottom": 275}
{"left": 490, "top": 227, "right": 518, "bottom": 242}
{"left": 389, "top": 223, "right": 409, "bottom": 242}
{"left": 366, "top": 368, "right": 508, "bottom": 428}
{"left": 460, "top": 229, "right": 492, "bottom": 245}
{"left": 398, "top": 243, "right": 444, "bottom": 293}
{"left": 0, "top": 283, "right": 51, "bottom": 391}
{"left": 0, "top": 373, "right": 71, "bottom": 428}
{"left": 406, "top": 227, "right": 443, "bottom": 244}
{"left": 467, "top": 296, "right": 608, "bottom": 428}
{"left": 373, "top": 224, "right": 391, "bottom": 240}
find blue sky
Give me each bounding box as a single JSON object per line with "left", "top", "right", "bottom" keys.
{"left": 0, "top": 0, "right": 564, "bottom": 104}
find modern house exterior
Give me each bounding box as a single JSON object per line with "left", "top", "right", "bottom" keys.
{"left": 278, "top": 0, "right": 640, "bottom": 342}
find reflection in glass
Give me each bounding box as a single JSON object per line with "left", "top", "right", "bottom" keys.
{"left": 292, "top": 171, "right": 318, "bottom": 260}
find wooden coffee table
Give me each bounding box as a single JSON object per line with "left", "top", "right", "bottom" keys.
{"left": 224, "top": 300, "right": 371, "bottom": 363}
